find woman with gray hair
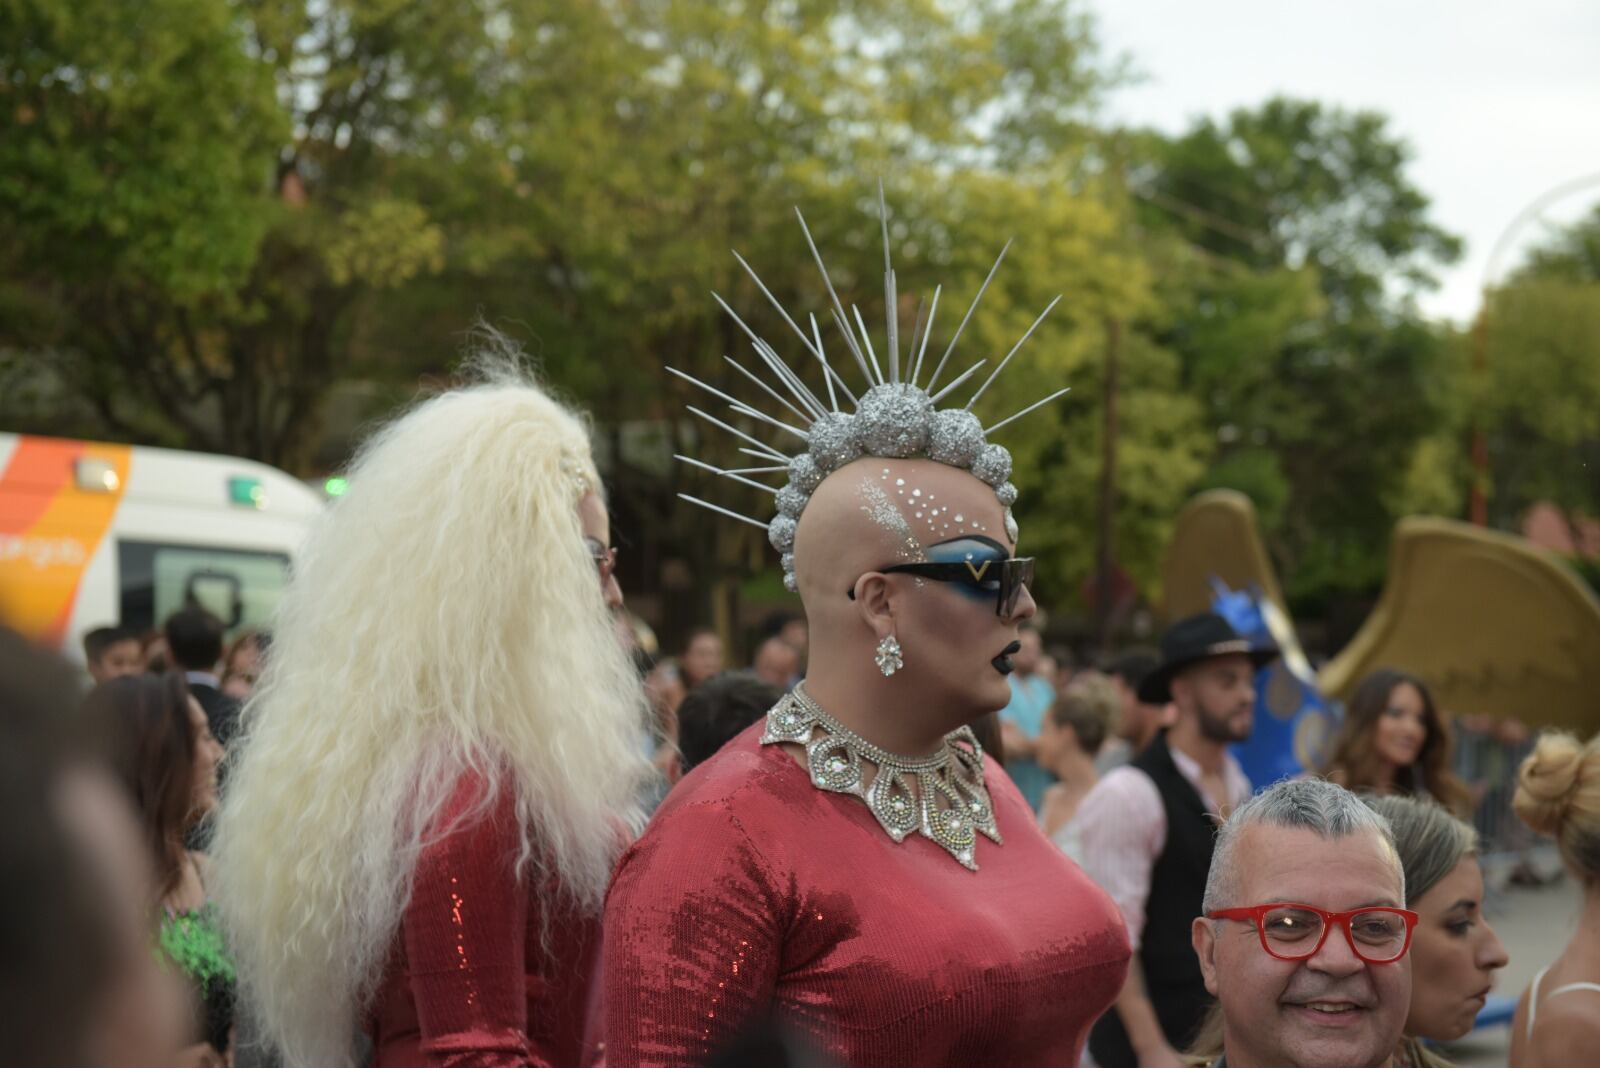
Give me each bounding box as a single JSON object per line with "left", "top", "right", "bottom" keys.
{"left": 1365, "top": 795, "right": 1507, "bottom": 1068}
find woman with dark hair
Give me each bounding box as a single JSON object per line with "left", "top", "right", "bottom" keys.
{"left": 1322, "top": 668, "right": 1473, "bottom": 816}
{"left": 83, "top": 673, "right": 230, "bottom": 1065}
{"left": 221, "top": 629, "right": 267, "bottom": 700}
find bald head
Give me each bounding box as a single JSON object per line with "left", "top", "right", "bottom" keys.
{"left": 792, "top": 458, "right": 1012, "bottom": 616}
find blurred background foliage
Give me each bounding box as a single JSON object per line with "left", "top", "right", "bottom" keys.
{"left": 2, "top": 0, "right": 1595, "bottom": 645}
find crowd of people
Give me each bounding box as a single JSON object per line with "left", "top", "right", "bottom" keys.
{"left": 5, "top": 210, "right": 1599, "bottom": 1068}
{"left": 3, "top": 360, "right": 1596, "bottom": 1068}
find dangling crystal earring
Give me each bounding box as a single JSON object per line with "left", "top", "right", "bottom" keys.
{"left": 875, "top": 634, "right": 904, "bottom": 677}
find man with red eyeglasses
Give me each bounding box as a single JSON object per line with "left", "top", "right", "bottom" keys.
{"left": 1189, "top": 778, "right": 1415, "bottom": 1068}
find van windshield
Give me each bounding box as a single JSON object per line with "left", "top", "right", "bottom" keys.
{"left": 118, "top": 540, "right": 291, "bottom": 637}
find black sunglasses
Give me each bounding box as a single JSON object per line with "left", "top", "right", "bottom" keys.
{"left": 847, "top": 557, "right": 1035, "bottom": 618}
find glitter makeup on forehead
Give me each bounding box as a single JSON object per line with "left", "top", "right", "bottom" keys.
{"left": 857, "top": 477, "right": 925, "bottom": 564}
{"left": 670, "top": 184, "right": 1069, "bottom": 591}
{"left": 881, "top": 467, "right": 999, "bottom": 542}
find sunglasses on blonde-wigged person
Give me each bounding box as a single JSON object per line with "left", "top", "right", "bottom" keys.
{"left": 1206, "top": 902, "right": 1419, "bottom": 964}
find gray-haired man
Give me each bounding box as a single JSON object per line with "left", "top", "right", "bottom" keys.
{"left": 1189, "top": 778, "right": 1416, "bottom": 1068}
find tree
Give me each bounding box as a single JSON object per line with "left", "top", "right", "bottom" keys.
{"left": 1129, "top": 98, "right": 1464, "bottom": 612}
{"left": 3, "top": 0, "right": 1137, "bottom": 638}
{"left": 2, "top": 1, "right": 1114, "bottom": 466}
{"left": 1475, "top": 202, "right": 1600, "bottom": 529}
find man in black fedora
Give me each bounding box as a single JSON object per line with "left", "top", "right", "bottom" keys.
{"left": 1072, "top": 613, "right": 1277, "bottom": 1068}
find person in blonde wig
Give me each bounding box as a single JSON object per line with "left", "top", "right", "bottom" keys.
{"left": 211, "top": 357, "right": 652, "bottom": 1068}
{"left": 1510, "top": 730, "right": 1600, "bottom": 1068}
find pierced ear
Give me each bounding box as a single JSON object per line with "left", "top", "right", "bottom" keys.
{"left": 1192, "top": 917, "right": 1220, "bottom": 997}
{"left": 851, "top": 573, "right": 896, "bottom": 639}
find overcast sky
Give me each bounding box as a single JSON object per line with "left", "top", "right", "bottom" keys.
{"left": 1087, "top": 0, "right": 1600, "bottom": 324}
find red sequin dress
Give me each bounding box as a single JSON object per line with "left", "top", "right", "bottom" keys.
{"left": 603, "top": 722, "right": 1131, "bottom": 1067}
{"left": 366, "top": 771, "right": 600, "bottom": 1068}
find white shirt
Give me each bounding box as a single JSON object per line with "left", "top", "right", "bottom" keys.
{"left": 1070, "top": 745, "right": 1251, "bottom": 951}
{"left": 185, "top": 670, "right": 221, "bottom": 689}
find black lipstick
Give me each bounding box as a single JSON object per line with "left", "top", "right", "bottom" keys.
{"left": 992, "top": 639, "right": 1023, "bottom": 676}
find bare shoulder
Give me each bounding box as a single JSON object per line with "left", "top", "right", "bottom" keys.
{"left": 1527, "top": 993, "right": 1600, "bottom": 1066}
{"left": 1509, "top": 985, "right": 1531, "bottom": 1065}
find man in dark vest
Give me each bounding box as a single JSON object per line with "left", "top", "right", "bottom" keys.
{"left": 1073, "top": 613, "right": 1276, "bottom": 1068}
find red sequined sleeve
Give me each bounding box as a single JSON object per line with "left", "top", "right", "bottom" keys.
{"left": 403, "top": 778, "right": 538, "bottom": 1067}
{"left": 602, "top": 801, "right": 786, "bottom": 1067}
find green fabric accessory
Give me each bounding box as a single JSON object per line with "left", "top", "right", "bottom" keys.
{"left": 157, "top": 903, "right": 235, "bottom": 986}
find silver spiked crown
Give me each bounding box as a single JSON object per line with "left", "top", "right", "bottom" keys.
{"left": 674, "top": 186, "right": 1071, "bottom": 592}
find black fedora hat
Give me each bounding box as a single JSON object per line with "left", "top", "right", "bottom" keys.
{"left": 1136, "top": 612, "right": 1279, "bottom": 705}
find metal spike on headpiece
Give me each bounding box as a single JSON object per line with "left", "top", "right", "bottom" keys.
{"left": 879, "top": 180, "right": 899, "bottom": 384}
{"left": 929, "top": 360, "right": 988, "bottom": 404}
{"left": 852, "top": 305, "right": 885, "bottom": 386}
{"left": 717, "top": 356, "right": 812, "bottom": 426}
{"left": 965, "top": 295, "right": 1062, "bottom": 411}
{"left": 674, "top": 455, "right": 781, "bottom": 493}
{"left": 925, "top": 239, "right": 1011, "bottom": 393}
{"left": 795, "top": 207, "right": 870, "bottom": 371}
{"left": 686, "top": 406, "right": 788, "bottom": 462}
{"left": 909, "top": 286, "right": 939, "bottom": 388}
{"left": 984, "top": 387, "right": 1073, "bottom": 434}
{"left": 678, "top": 194, "right": 1069, "bottom": 590}
{"left": 811, "top": 313, "right": 842, "bottom": 411}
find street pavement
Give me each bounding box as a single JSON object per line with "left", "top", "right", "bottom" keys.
{"left": 1439, "top": 865, "right": 1581, "bottom": 1068}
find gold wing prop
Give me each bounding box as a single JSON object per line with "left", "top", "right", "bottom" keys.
{"left": 1161, "top": 489, "right": 1288, "bottom": 622}
{"left": 1318, "top": 517, "right": 1600, "bottom": 733}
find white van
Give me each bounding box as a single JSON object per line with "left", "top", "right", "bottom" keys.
{"left": 0, "top": 433, "right": 323, "bottom": 663}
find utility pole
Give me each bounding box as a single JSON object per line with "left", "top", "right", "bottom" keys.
{"left": 1096, "top": 316, "right": 1121, "bottom": 653}
{"left": 1469, "top": 301, "right": 1489, "bottom": 527}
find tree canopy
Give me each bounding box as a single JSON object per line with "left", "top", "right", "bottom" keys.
{"left": 8, "top": 0, "right": 1558, "bottom": 638}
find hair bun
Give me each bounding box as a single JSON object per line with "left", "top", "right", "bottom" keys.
{"left": 1513, "top": 732, "right": 1585, "bottom": 836}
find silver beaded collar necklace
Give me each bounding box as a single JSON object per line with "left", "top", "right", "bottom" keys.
{"left": 760, "top": 684, "right": 1003, "bottom": 870}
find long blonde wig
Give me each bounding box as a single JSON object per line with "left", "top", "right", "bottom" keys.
{"left": 211, "top": 360, "right": 651, "bottom": 1067}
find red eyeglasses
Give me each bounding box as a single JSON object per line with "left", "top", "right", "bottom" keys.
{"left": 1206, "top": 903, "right": 1419, "bottom": 964}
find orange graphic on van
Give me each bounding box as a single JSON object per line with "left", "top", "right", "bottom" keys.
{"left": 0, "top": 437, "right": 130, "bottom": 644}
